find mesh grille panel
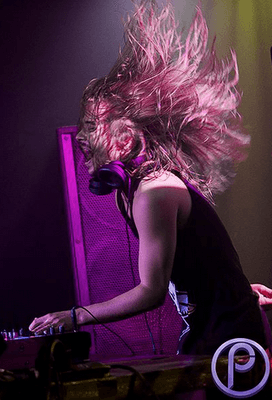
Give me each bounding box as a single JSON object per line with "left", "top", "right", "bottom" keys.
{"left": 62, "top": 129, "right": 182, "bottom": 356}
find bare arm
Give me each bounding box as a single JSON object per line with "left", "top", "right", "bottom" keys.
{"left": 29, "top": 175, "right": 190, "bottom": 333}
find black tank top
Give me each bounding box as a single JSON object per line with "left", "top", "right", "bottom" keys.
{"left": 117, "top": 177, "right": 267, "bottom": 355}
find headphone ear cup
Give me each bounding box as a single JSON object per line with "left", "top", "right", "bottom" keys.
{"left": 89, "top": 176, "right": 115, "bottom": 195}
{"left": 98, "top": 161, "right": 127, "bottom": 189}
{"left": 89, "top": 161, "right": 129, "bottom": 195}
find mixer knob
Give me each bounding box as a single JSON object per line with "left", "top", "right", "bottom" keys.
{"left": 49, "top": 326, "right": 55, "bottom": 335}
{"left": 58, "top": 325, "right": 64, "bottom": 334}
{"left": 19, "top": 328, "right": 24, "bottom": 337}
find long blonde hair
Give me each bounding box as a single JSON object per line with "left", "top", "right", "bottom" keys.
{"left": 79, "top": 1, "right": 249, "bottom": 202}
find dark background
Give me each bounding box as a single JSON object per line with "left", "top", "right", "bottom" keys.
{"left": 1, "top": 0, "right": 272, "bottom": 330}
{"left": 0, "top": 0, "right": 136, "bottom": 329}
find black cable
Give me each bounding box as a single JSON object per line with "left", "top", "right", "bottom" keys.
{"left": 46, "top": 339, "right": 65, "bottom": 400}
{"left": 71, "top": 306, "right": 78, "bottom": 332}
{"left": 143, "top": 312, "right": 157, "bottom": 354}
{"left": 74, "top": 306, "right": 135, "bottom": 355}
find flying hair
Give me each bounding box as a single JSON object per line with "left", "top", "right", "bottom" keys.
{"left": 79, "top": 0, "right": 249, "bottom": 202}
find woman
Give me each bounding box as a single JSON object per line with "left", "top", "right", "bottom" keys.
{"left": 29, "top": 1, "right": 272, "bottom": 355}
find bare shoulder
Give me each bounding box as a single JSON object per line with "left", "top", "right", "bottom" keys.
{"left": 134, "top": 171, "right": 192, "bottom": 229}
{"left": 138, "top": 170, "right": 188, "bottom": 192}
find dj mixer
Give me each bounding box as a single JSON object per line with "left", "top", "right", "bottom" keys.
{"left": 0, "top": 328, "right": 91, "bottom": 371}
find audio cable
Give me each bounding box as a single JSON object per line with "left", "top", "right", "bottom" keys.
{"left": 71, "top": 305, "right": 135, "bottom": 355}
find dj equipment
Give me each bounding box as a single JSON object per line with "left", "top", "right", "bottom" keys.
{"left": 0, "top": 333, "right": 6, "bottom": 357}
{"left": 0, "top": 330, "right": 91, "bottom": 371}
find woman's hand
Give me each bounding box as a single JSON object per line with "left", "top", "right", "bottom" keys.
{"left": 28, "top": 310, "right": 73, "bottom": 334}
{"left": 251, "top": 284, "right": 272, "bottom": 310}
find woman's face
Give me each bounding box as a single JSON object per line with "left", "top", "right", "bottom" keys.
{"left": 77, "top": 99, "right": 144, "bottom": 173}
{"left": 76, "top": 100, "right": 110, "bottom": 174}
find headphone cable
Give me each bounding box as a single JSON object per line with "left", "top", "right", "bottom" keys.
{"left": 75, "top": 306, "right": 135, "bottom": 355}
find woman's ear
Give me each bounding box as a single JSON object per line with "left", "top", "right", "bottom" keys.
{"left": 107, "top": 118, "right": 144, "bottom": 161}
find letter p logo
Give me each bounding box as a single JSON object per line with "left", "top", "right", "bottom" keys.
{"left": 211, "top": 338, "right": 270, "bottom": 398}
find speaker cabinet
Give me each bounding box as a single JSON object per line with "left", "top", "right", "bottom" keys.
{"left": 57, "top": 126, "right": 182, "bottom": 357}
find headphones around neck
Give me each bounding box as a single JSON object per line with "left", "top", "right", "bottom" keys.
{"left": 89, "top": 156, "right": 145, "bottom": 196}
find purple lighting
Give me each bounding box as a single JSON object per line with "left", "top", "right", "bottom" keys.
{"left": 57, "top": 126, "right": 183, "bottom": 357}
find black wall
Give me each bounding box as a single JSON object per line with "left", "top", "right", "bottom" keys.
{"left": 0, "top": 0, "right": 133, "bottom": 329}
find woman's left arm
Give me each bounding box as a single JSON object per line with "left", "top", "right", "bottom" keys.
{"left": 29, "top": 180, "right": 189, "bottom": 334}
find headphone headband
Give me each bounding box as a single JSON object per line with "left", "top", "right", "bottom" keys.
{"left": 89, "top": 156, "right": 145, "bottom": 196}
